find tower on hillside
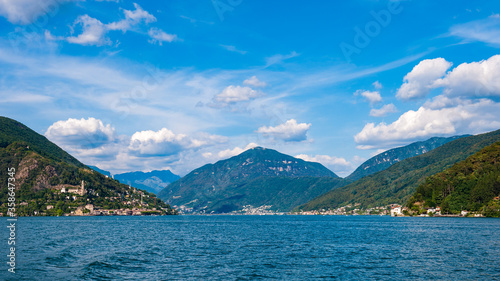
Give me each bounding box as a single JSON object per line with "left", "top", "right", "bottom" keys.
{"left": 79, "top": 180, "right": 87, "bottom": 196}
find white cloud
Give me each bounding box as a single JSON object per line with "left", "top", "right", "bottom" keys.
{"left": 44, "top": 29, "right": 63, "bottom": 41}
{"left": 257, "top": 119, "right": 311, "bottom": 142}
{"left": 189, "top": 132, "right": 228, "bottom": 148}
{"left": 243, "top": 76, "right": 267, "bottom": 87}
{"left": 128, "top": 128, "right": 226, "bottom": 157}
{"left": 67, "top": 15, "right": 109, "bottom": 46}
{"left": 66, "top": 3, "right": 167, "bottom": 46}
{"left": 372, "top": 81, "right": 383, "bottom": 89}
{"left": 45, "top": 117, "right": 115, "bottom": 149}
{"left": 370, "top": 148, "right": 388, "bottom": 157}
{"left": 295, "top": 154, "right": 351, "bottom": 172}
{"left": 356, "top": 90, "right": 382, "bottom": 105}
{"left": 219, "top": 44, "right": 247, "bottom": 55}
{"left": 449, "top": 15, "right": 500, "bottom": 46}
{"left": 148, "top": 27, "right": 177, "bottom": 45}
{"left": 129, "top": 128, "right": 190, "bottom": 157}
{"left": 202, "top": 152, "right": 213, "bottom": 158}
{"left": 354, "top": 98, "right": 500, "bottom": 149}
{"left": 265, "top": 51, "right": 299, "bottom": 67}
{"left": 213, "top": 85, "right": 261, "bottom": 105}
{"left": 359, "top": 55, "right": 500, "bottom": 150}
{"left": 396, "top": 58, "right": 452, "bottom": 100}
{"left": 433, "top": 55, "right": 500, "bottom": 97}
{"left": 423, "top": 95, "right": 463, "bottom": 110}
{"left": 370, "top": 103, "right": 397, "bottom": 117}
{"left": 42, "top": 116, "right": 230, "bottom": 175}
{"left": 217, "top": 143, "right": 258, "bottom": 159}
{"left": 0, "top": 0, "right": 72, "bottom": 25}
{"left": 106, "top": 3, "right": 156, "bottom": 31}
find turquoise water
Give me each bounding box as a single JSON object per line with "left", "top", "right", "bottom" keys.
{"left": 1, "top": 215, "right": 499, "bottom": 280}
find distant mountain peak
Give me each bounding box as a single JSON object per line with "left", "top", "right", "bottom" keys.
{"left": 113, "top": 169, "right": 180, "bottom": 195}
{"left": 157, "top": 147, "right": 341, "bottom": 214}
{"left": 250, "top": 146, "right": 265, "bottom": 150}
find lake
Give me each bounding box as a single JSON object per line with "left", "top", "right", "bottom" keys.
{"left": 1, "top": 215, "right": 499, "bottom": 280}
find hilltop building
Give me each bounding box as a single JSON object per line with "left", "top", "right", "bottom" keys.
{"left": 60, "top": 180, "right": 86, "bottom": 196}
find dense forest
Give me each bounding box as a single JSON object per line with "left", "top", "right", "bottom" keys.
{"left": 407, "top": 142, "right": 500, "bottom": 217}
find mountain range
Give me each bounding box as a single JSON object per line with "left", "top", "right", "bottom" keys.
{"left": 3, "top": 115, "right": 499, "bottom": 217}
{"left": 86, "top": 167, "right": 181, "bottom": 195}
{"left": 90, "top": 135, "right": 464, "bottom": 198}
{"left": 156, "top": 134, "right": 476, "bottom": 214}
{"left": 157, "top": 147, "right": 344, "bottom": 213}
{"left": 299, "top": 129, "right": 500, "bottom": 212}
{"left": 113, "top": 170, "right": 180, "bottom": 194}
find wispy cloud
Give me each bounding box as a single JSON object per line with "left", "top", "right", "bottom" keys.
{"left": 370, "top": 103, "right": 397, "bottom": 117}
{"left": 290, "top": 51, "right": 431, "bottom": 91}
{"left": 148, "top": 28, "right": 178, "bottom": 45}
{"left": 220, "top": 44, "right": 247, "bottom": 54}
{"left": 0, "top": 0, "right": 73, "bottom": 25}
{"left": 67, "top": 15, "right": 109, "bottom": 46}
{"left": 265, "top": 51, "right": 299, "bottom": 67}
{"left": 243, "top": 76, "right": 267, "bottom": 87}
{"left": 449, "top": 15, "right": 500, "bottom": 46}
{"left": 62, "top": 3, "right": 177, "bottom": 47}
{"left": 179, "top": 15, "right": 214, "bottom": 25}
{"left": 355, "top": 90, "right": 382, "bottom": 105}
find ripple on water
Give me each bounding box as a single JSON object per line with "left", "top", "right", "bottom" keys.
{"left": 1, "top": 216, "right": 499, "bottom": 280}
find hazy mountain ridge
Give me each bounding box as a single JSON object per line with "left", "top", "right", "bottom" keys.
{"left": 114, "top": 170, "right": 181, "bottom": 194}
{"left": 87, "top": 165, "right": 112, "bottom": 177}
{"left": 86, "top": 167, "right": 181, "bottom": 195}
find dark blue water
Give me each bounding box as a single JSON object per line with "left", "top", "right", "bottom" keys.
{"left": 1, "top": 215, "right": 499, "bottom": 280}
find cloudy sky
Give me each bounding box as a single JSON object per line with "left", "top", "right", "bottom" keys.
{"left": 1, "top": 0, "right": 500, "bottom": 177}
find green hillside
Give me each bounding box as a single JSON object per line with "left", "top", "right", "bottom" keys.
{"left": 298, "top": 129, "right": 500, "bottom": 211}
{"left": 0, "top": 117, "right": 84, "bottom": 168}
{"left": 0, "top": 117, "right": 176, "bottom": 216}
{"left": 158, "top": 147, "right": 341, "bottom": 213}
{"left": 407, "top": 142, "right": 500, "bottom": 217}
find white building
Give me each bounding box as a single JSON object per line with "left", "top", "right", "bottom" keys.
{"left": 390, "top": 206, "right": 402, "bottom": 216}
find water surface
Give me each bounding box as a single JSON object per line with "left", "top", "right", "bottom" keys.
{"left": 1, "top": 215, "right": 499, "bottom": 280}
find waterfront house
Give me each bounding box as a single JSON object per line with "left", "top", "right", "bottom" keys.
{"left": 390, "top": 205, "right": 402, "bottom": 216}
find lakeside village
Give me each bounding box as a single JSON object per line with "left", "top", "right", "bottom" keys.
{"left": 192, "top": 202, "right": 489, "bottom": 216}
{"left": 1, "top": 180, "right": 175, "bottom": 217}
{"left": 297, "top": 203, "right": 488, "bottom": 217}
{"left": 176, "top": 201, "right": 493, "bottom": 216}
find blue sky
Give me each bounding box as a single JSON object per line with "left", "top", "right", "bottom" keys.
{"left": 1, "top": 0, "right": 500, "bottom": 177}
